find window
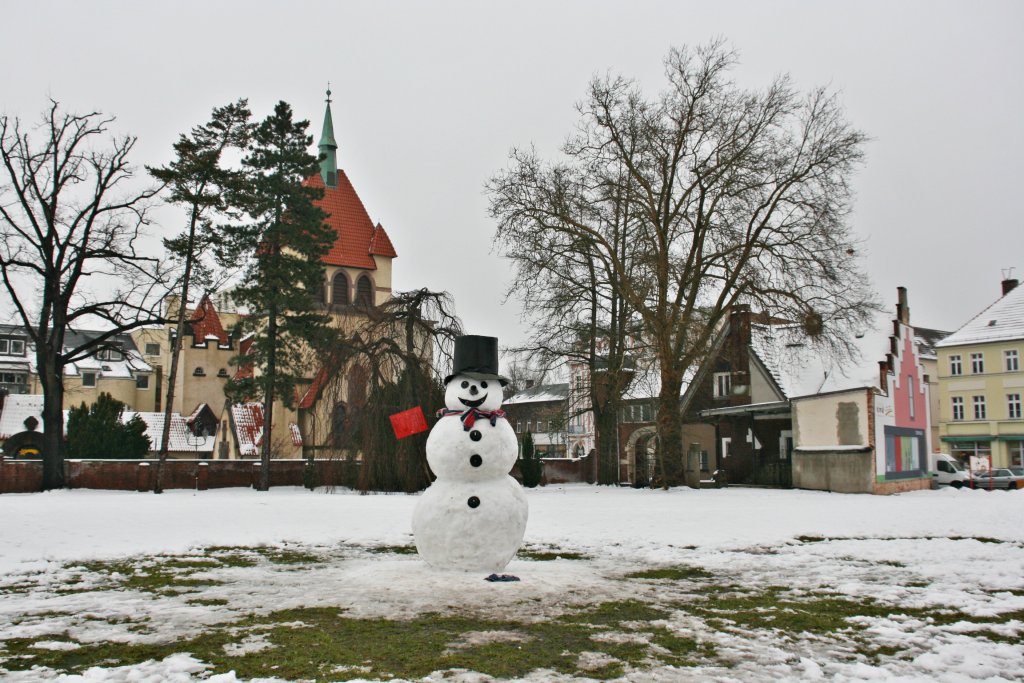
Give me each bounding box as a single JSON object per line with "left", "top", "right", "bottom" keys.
{"left": 1009, "top": 394, "right": 1022, "bottom": 420}
{"left": 82, "top": 372, "right": 97, "bottom": 388}
{"left": 973, "top": 395, "right": 986, "bottom": 420}
{"left": 721, "top": 437, "right": 731, "bottom": 459}
{"left": 217, "top": 368, "right": 230, "bottom": 378}
{"left": 331, "top": 402, "right": 347, "bottom": 447}
{"left": 144, "top": 343, "right": 160, "bottom": 356}
{"left": 355, "top": 275, "right": 373, "bottom": 307}
{"left": 949, "top": 354, "right": 962, "bottom": 376}
{"left": 96, "top": 347, "right": 124, "bottom": 362}
{"left": 951, "top": 396, "right": 964, "bottom": 421}
{"left": 332, "top": 272, "right": 349, "bottom": 305}
{"left": 971, "top": 353, "right": 984, "bottom": 374}
{"left": 0, "top": 337, "right": 26, "bottom": 356}
{"left": 516, "top": 421, "right": 522, "bottom": 433}
{"left": 713, "top": 372, "right": 731, "bottom": 398}
{"left": 1010, "top": 440, "right": 1024, "bottom": 468}
{"left": 0, "top": 371, "right": 27, "bottom": 385}
{"left": 907, "top": 376, "right": 915, "bottom": 419}
{"left": 193, "top": 367, "right": 205, "bottom": 376}
{"left": 1006, "top": 349, "right": 1020, "bottom": 372}
{"left": 136, "top": 375, "right": 150, "bottom": 389}
{"left": 535, "top": 420, "right": 545, "bottom": 433}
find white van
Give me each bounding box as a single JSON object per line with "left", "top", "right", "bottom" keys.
{"left": 930, "top": 453, "right": 971, "bottom": 488}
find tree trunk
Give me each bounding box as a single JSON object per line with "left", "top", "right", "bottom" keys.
{"left": 593, "top": 402, "right": 620, "bottom": 485}
{"left": 156, "top": 260, "right": 195, "bottom": 493}
{"left": 38, "top": 351, "right": 66, "bottom": 490}
{"left": 259, "top": 303, "right": 278, "bottom": 492}
{"left": 655, "top": 369, "right": 687, "bottom": 488}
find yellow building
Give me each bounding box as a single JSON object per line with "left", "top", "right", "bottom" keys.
{"left": 935, "top": 279, "right": 1024, "bottom": 468}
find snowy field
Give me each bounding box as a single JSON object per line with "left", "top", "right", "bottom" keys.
{"left": 1, "top": 485, "right": 1023, "bottom": 682}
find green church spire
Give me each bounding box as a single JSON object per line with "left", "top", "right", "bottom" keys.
{"left": 318, "top": 86, "right": 338, "bottom": 187}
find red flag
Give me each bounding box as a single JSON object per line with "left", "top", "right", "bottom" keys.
{"left": 389, "top": 406, "right": 429, "bottom": 439}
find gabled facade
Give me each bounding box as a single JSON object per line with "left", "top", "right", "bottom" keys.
{"left": 688, "top": 288, "right": 936, "bottom": 494}
{"left": 935, "top": 278, "right": 1024, "bottom": 468}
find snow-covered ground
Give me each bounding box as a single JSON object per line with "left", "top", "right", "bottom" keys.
{"left": 1, "top": 485, "right": 1022, "bottom": 682}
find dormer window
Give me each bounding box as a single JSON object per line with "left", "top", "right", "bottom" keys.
{"left": 96, "top": 347, "right": 124, "bottom": 362}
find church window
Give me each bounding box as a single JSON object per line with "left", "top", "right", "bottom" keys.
{"left": 355, "top": 275, "right": 373, "bottom": 307}
{"left": 331, "top": 402, "right": 348, "bottom": 447}
{"left": 332, "top": 272, "right": 349, "bottom": 305}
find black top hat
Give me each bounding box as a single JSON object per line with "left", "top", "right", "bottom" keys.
{"left": 445, "top": 335, "right": 508, "bottom": 385}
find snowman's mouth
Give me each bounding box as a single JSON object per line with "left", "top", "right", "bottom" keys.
{"left": 459, "top": 396, "right": 486, "bottom": 408}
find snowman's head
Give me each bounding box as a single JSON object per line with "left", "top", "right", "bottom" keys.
{"left": 444, "top": 373, "right": 504, "bottom": 412}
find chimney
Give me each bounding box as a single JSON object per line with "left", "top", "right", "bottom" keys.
{"left": 896, "top": 287, "right": 910, "bottom": 325}
{"left": 1002, "top": 278, "right": 1019, "bottom": 296}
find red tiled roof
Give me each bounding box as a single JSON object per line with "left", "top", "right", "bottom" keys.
{"left": 298, "top": 366, "right": 329, "bottom": 409}
{"left": 305, "top": 171, "right": 398, "bottom": 269}
{"left": 231, "top": 402, "right": 264, "bottom": 456}
{"left": 232, "top": 335, "right": 254, "bottom": 381}
{"left": 369, "top": 222, "right": 398, "bottom": 258}
{"left": 189, "top": 295, "right": 229, "bottom": 346}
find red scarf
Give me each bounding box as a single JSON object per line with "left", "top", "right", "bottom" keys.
{"left": 436, "top": 407, "right": 507, "bottom": 431}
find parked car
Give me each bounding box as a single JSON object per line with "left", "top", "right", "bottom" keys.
{"left": 970, "top": 468, "right": 1024, "bottom": 490}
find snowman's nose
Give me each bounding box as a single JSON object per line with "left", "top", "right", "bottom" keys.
{"left": 469, "top": 385, "right": 479, "bottom": 395}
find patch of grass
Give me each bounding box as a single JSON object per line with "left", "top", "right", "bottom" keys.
{"left": 623, "top": 566, "right": 713, "bottom": 581}
{"left": 518, "top": 546, "right": 590, "bottom": 561}
{"left": 0, "top": 602, "right": 710, "bottom": 680}
{"left": 362, "top": 544, "right": 418, "bottom": 555}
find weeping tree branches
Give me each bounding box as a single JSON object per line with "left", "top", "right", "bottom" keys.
{"left": 490, "top": 41, "right": 875, "bottom": 486}
{"left": 314, "top": 289, "right": 462, "bottom": 492}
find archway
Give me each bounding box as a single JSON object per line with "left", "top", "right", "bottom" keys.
{"left": 626, "top": 426, "right": 659, "bottom": 487}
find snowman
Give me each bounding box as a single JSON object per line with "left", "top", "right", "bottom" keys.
{"left": 412, "top": 335, "right": 528, "bottom": 572}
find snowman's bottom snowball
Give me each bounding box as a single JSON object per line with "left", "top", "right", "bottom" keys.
{"left": 412, "top": 476, "right": 528, "bottom": 573}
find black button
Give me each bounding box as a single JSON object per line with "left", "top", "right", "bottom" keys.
{"left": 469, "top": 430, "right": 482, "bottom": 441}
{"left": 467, "top": 496, "right": 480, "bottom": 508}
{"left": 470, "top": 454, "right": 482, "bottom": 467}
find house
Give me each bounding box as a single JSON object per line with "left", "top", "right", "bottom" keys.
{"left": 934, "top": 278, "right": 1024, "bottom": 469}
{"left": 689, "top": 288, "right": 936, "bottom": 494}
{"left": 0, "top": 324, "right": 154, "bottom": 411}
{"left": 503, "top": 382, "right": 570, "bottom": 457}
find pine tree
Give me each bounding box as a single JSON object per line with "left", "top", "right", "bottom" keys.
{"left": 220, "top": 101, "right": 333, "bottom": 491}
{"left": 66, "top": 392, "right": 151, "bottom": 459}
{"left": 148, "top": 99, "right": 251, "bottom": 493}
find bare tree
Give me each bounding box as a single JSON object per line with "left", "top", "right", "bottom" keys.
{"left": 490, "top": 42, "right": 875, "bottom": 487}
{"left": 0, "top": 101, "right": 165, "bottom": 489}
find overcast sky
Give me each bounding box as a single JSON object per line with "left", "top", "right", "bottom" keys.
{"left": 3, "top": 0, "right": 1022, "bottom": 353}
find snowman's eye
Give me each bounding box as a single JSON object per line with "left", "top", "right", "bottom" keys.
{"left": 481, "top": 381, "right": 488, "bottom": 388}
{"left": 461, "top": 381, "right": 469, "bottom": 389}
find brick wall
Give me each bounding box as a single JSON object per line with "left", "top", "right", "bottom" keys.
{"left": 0, "top": 456, "right": 359, "bottom": 493}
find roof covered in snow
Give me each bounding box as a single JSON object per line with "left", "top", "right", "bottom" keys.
{"left": 935, "top": 283, "right": 1024, "bottom": 347}
{"left": 0, "top": 394, "right": 61, "bottom": 439}
{"left": 123, "top": 411, "right": 215, "bottom": 453}
{"left": 505, "top": 383, "right": 569, "bottom": 405}
{"left": 749, "top": 313, "right": 896, "bottom": 398}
